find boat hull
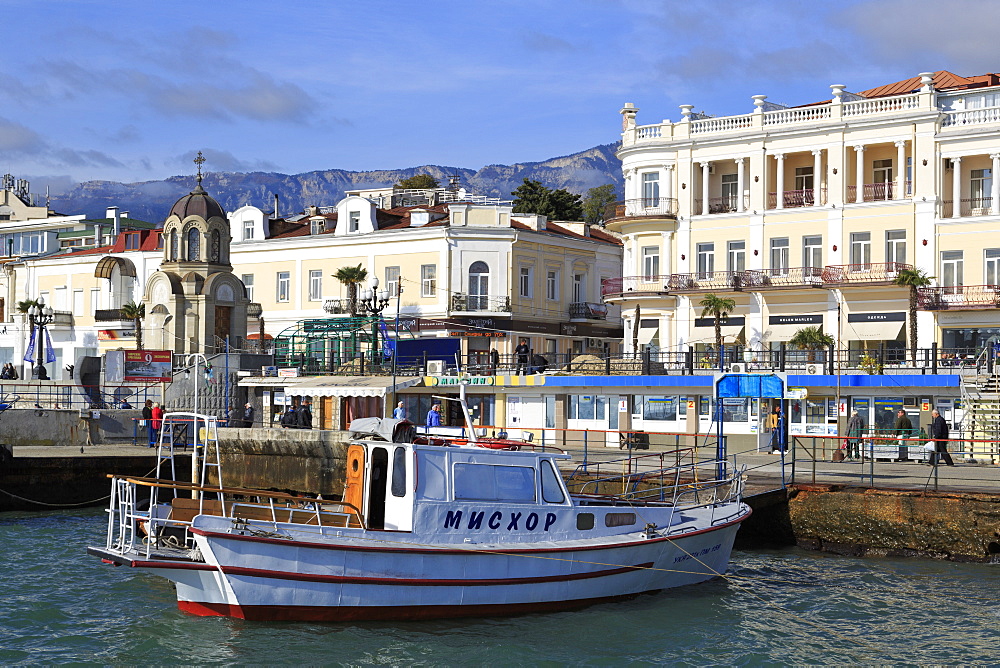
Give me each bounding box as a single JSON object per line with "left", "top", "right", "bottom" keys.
{"left": 169, "top": 513, "right": 746, "bottom": 621}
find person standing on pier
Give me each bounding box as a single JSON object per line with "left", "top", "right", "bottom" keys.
{"left": 142, "top": 400, "right": 154, "bottom": 447}
{"left": 426, "top": 402, "right": 442, "bottom": 428}
{"left": 297, "top": 399, "right": 313, "bottom": 430}
{"left": 514, "top": 339, "right": 530, "bottom": 375}
{"left": 928, "top": 409, "right": 955, "bottom": 466}
{"left": 893, "top": 409, "right": 914, "bottom": 461}
{"left": 846, "top": 410, "right": 865, "bottom": 460}
{"left": 149, "top": 402, "right": 163, "bottom": 448}
{"left": 393, "top": 401, "right": 406, "bottom": 420}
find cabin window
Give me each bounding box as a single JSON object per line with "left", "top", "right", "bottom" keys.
{"left": 540, "top": 460, "right": 565, "bottom": 504}
{"left": 576, "top": 513, "right": 594, "bottom": 530}
{"left": 453, "top": 464, "right": 535, "bottom": 503}
{"left": 605, "top": 512, "right": 636, "bottom": 527}
{"left": 391, "top": 447, "right": 407, "bottom": 498}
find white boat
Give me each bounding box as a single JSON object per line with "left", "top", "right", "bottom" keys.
{"left": 89, "top": 411, "right": 750, "bottom": 622}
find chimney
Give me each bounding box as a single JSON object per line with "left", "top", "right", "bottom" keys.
{"left": 308, "top": 205, "right": 320, "bottom": 216}
{"left": 273, "top": 193, "right": 280, "bottom": 219}
{"left": 121, "top": 211, "right": 130, "bottom": 219}
{"left": 521, "top": 214, "right": 547, "bottom": 232}
{"left": 94, "top": 223, "right": 102, "bottom": 247}
{"left": 107, "top": 206, "right": 121, "bottom": 236}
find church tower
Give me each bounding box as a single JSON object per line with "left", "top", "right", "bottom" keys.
{"left": 143, "top": 152, "right": 248, "bottom": 353}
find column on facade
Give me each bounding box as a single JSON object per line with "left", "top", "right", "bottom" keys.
{"left": 812, "top": 149, "right": 823, "bottom": 206}
{"left": 663, "top": 164, "right": 674, "bottom": 203}
{"left": 775, "top": 153, "right": 785, "bottom": 209}
{"left": 992, "top": 154, "right": 1000, "bottom": 215}
{"left": 700, "top": 162, "right": 710, "bottom": 216}
{"left": 735, "top": 157, "right": 746, "bottom": 212}
{"left": 854, "top": 145, "right": 865, "bottom": 203}
{"left": 895, "top": 141, "right": 907, "bottom": 200}
{"left": 951, "top": 156, "right": 962, "bottom": 218}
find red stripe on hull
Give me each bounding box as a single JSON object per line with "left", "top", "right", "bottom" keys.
{"left": 178, "top": 591, "right": 660, "bottom": 622}
{"left": 220, "top": 561, "right": 655, "bottom": 587}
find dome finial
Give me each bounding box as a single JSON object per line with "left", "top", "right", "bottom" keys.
{"left": 193, "top": 150, "right": 206, "bottom": 186}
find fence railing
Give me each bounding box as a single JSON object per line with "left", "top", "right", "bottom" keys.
{"left": 603, "top": 198, "right": 678, "bottom": 222}
{"left": 918, "top": 284, "right": 1000, "bottom": 310}
{"left": 0, "top": 381, "right": 160, "bottom": 409}
{"left": 767, "top": 188, "right": 827, "bottom": 209}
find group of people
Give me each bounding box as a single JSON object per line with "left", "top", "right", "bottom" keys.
{"left": 841, "top": 408, "right": 955, "bottom": 465}
{"left": 279, "top": 400, "right": 313, "bottom": 429}
{"left": 141, "top": 399, "right": 164, "bottom": 448}
{"left": 0, "top": 363, "right": 18, "bottom": 379}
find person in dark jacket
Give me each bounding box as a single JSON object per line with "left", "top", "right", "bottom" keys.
{"left": 280, "top": 406, "right": 298, "bottom": 428}
{"left": 142, "top": 400, "right": 155, "bottom": 446}
{"left": 845, "top": 410, "right": 865, "bottom": 460}
{"left": 530, "top": 353, "right": 548, "bottom": 374}
{"left": 514, "top": 339, "right": 530, "bottom": 375}
{"left": 239, "top": 402, "right": 255, "bottom": 428}
{"left": 894, "top": 409, "right": 914, "bottom": 461}
{"left": 297, "top": 399, "right": 313, "bottom": 430}
{"left": 928, "top": 409, "right": 955, "bottom": 466}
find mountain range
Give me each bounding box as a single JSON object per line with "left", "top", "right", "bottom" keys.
{"left": 49, "top": 144, "right": 623, "bottom": 223}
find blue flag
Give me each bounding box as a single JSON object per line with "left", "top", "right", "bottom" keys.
{"left": 379, "top": 319, "right": 395, "bottom": 359}
{"left": 23, "top": 328, "right": 36, "bottom": 363}
{"left": 44, "top": 328, "right": 56, "bottom": 364}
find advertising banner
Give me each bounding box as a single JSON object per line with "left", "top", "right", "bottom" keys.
{"left": 124, "top": 350, "right": 173, "bottom": 383}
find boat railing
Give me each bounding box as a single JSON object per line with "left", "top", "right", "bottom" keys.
{"left": 570, "top": 454, "right": 742, "bottom": 507}
{"left": 104, "top": 475, "right": 365, "bottom": 560}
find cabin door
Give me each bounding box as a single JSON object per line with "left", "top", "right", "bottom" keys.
{"left": 366, "top": 447, "right": 389, "bottom": 530}
{"left": 343, "top": 445, "right": 366, "bottom": 519}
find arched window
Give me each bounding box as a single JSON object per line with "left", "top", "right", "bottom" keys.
{"left": 169, "top": 229, "right": 178, "bottom": 261}
{"left": 210, "top": 229, "right": 221, "bottom": 262}
{"left": 468, "top": 261, "right": 490, "bottom": 310}
{"left": 186, "top": 228, "right": 201, "bottom": 262}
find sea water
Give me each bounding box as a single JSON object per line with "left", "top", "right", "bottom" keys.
{"left": 1, "top": 508, "right": 997, "bottom": 665}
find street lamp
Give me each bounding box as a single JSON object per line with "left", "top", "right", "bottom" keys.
{"left": 27, "top": 298, "right": 54, "bottom": 380}
{"left": 358, "top": 276, "right": 390, "bottom": 368}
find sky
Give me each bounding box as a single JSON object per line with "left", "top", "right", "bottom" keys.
{"left": 3, "top": 0, "right": 1000, "bottom": 191}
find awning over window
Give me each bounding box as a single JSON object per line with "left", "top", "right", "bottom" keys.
{"left": 238, "top": 375, "right": 422, "bottom": 398}
{"left": 845, "top": 312, "right": 905, "bottom": 340}
{"left": 94, "top": 256, "right": 137, "bottom": 279}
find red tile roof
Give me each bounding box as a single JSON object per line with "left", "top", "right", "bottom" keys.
{"left": 799, "top": 71, "right": 1000, "bottom": 107}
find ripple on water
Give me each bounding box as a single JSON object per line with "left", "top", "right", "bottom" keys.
{"left": 0, "top": 508, "right": 998, "bottom": 665}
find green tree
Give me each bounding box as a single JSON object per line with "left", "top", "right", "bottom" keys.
{"left": 120, "top": 300, "right": 146, "bottom": 350}
{"left": 788, "top": 325, "right": 834, "bottom": 362}
{"left": 334, "top": 264, "right": 368, "bottom": 316}
{"left": 581, "top": 184, "right": 617, "bottom": 224}
{"left": 16, "top": 299, "right": 41, "bottom": 314}
{"left": 893, "top": 267, "right": 934, "bottom": 364}
{"left": 511, "top": 178, "right": 583, "bottom": 221}
{"left": 396, "top": 174, "right": 439, "bottom": 189}
{"left": 699, "top": 294, "right": 736, "bottom": 366}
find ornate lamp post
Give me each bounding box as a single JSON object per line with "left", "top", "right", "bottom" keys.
{"left": 27, "top": 298, "right": 54, "bottom": 380}
{"left": 358, "top": 277, "right": 390, "bottom": 368}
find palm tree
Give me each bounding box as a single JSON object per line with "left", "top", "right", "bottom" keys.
{"left": 788, "top": 325, "right": 835, "bottom": 362}
{"left": 16, "top": 299, "right": 41, "bottom": 315}
{"left": 119, "top": 301, "right": 146, "bottom": 350}
{"left": 699, "top": 294, "right": 736, "bottom": 368}
{"left": 334, "top": 264, "right": 368, "bottom": 316}
{"left": 893, "top": 268, "right": 933, "bottom": 364}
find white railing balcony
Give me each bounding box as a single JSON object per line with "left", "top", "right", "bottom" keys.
{"left": 691, "top": 114, "right": 753, "bottom": 134}
{"left": 942, "top": 106, "right": 1000, "bottom": 128}
{"left": 763, "top": 105, "right": 831, "bottom": 125}
{"left": 842, "top": 93, "right": 920, "bottom": 117}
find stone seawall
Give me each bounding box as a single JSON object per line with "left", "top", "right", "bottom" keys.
{"left": 0, "top": 408, "right": 142, "bottom": 447}
{"left": 217, "top": 428, "right": 350, "bottom": 497}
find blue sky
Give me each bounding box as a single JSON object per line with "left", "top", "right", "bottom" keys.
{"left": 3, "top": 0, "right": 999, "bottom": 190}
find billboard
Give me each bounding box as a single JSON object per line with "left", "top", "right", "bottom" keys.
{"left": 124, "top": 350, "right": 173, "bottom": 383}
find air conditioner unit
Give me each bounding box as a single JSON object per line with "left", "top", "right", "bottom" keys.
{"left": 804, "top": 364, "right": 822, "bottom": 375}
{"left": 586, "top": 338, "right": 602, "bottom": 348}
{"left": 728, "top": 363, "right": 745, "bottom": 373}
{"left": 426, "top": 360, "right": 444, "bottom": 375}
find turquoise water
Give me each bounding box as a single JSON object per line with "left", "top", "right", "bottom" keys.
{"left": 1, "top": 507, "right": 997, "bottom": 665}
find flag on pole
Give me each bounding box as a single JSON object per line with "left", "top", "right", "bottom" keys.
{"left": 44, "top": 328, "right": 56, "bottom": 363}
{"left": 379, "top": 318, "right": 395, "bottom": 359}
{"left": 23, "top": 327, "right": 36, "bottom": 364}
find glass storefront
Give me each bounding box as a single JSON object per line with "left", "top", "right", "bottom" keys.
{"left": 941, "top": 327, "right": 1000, "bottom": 352}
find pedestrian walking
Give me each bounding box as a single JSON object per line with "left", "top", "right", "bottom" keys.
{"left": 393, "top": 401, "right": 406, "bottom": 420}
{"left": 514, "top": 339, "right": 530, "bottom": 375}
{"left": 297, "top": 399, "right": 313, "bottom": 430}
{"left": 928, "top": 409, "right": 955, "bottom": 466}
{"left": 280, "top": 405, "right": 298, "bottom": 428}
{"left": 845, "top": 410, "right": 865, "bottom": 460}
{"left": 240, "top": 402, "right": 255, "bottom": 428}
{"left": 142, "top": 400, "right": 155, "bottom": 447}
{"left": 426, "top": 402, "right": 442, "bottom": 428}
{"left": 149, "top": 402, "right": 164, "bottom": 448}
{"left": 490, "top": 348, "right": 500, "bottom": 375}
{"left": 894, "top": 409, "right": 914, "bottom": 461}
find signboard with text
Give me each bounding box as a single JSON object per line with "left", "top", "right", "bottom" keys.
{"left": 124, "top": 350, "right": 173, "bottom": 383}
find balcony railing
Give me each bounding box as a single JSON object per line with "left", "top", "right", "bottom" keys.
{"left": 668, "top": 271, "right": 745, "bottom": 293}
{"left": 766, "top": 188, "right": 827, "bottom": 209}
{"left": 603, "top": 198, "right": 678, "bottom": 223}
{"left": 602, "top": 275, "right": 673, "bottom": 298}
{"left": 847, "top": 182, "right": 911, "bottom": 202}
{"left": 692, "top": 195, "right": 751, "bottom": 215}
{"left": 743, "top": 267, "right": 824, "bottom": 290}
{"left": 941, "top": 198, "right": 994, "bottom": 218}
{"left": 918, "top": 285, "right": 1000, "bottom": 310}
{"left": 821, "top": 262, "right": 911, "bottom": 285}
{"left": 568, "top": 302, "right": 608, "bottom": 320}
{"left": 94, "top": 308, "right": 127, "bottom": 322}
{"left": 451, "top": 293, "right": 511, "bottom": 312}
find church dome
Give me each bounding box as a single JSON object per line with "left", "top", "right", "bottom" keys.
{"left": 169, "top": 184, "right": 225, "bottom": 221}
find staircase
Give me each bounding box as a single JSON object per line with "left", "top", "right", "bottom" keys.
{"left": 959, "top": 369, "right": 1000, "bottom": 463}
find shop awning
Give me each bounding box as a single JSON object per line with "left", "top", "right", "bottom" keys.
{"left": 845, "top": 313, "right": 905, "bottom": 340}
{"left": 286, "top": 376, "right": 422, "bottom": 398}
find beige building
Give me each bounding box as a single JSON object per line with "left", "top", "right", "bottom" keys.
{"left": 608, "top": 70, "right": 1000, "bottom": 360}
